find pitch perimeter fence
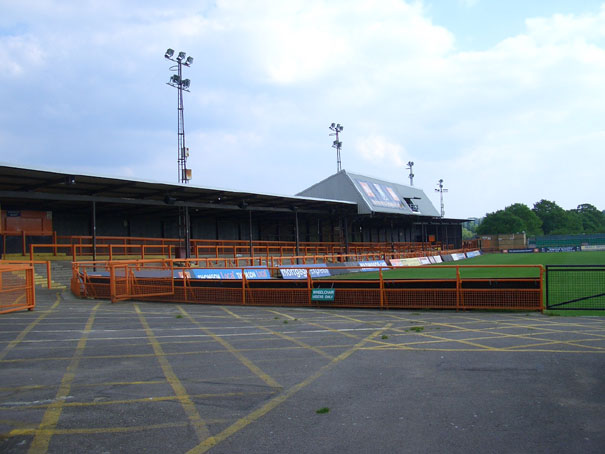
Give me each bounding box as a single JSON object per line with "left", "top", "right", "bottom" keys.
{"left": 72, "top": 260, "right": 543, "bottom": 311}
{"left": 0, "top": 264, "right": 36, "bottom": 314}
{"left": 545, "top": 265, "right": 605, "bottom": 310}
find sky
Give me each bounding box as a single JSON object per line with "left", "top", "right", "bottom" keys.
{"left": 1, "top": 0, "right": 605, "bottom": 220}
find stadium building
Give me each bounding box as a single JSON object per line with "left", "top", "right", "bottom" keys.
{"left": 0, "top": 165, "right": 463, "bottom": 255}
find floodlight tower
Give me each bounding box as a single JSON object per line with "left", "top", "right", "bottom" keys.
{"left": 165, "top": 48, "right": 193, "bottom": 184}
{"left": 406, "top": 161, "right": 414, "bottom": 186}
{"left": 329, "top": 123, "right": 343, "bottom": 173}
{"left": 435, "top": 178, "right": 448, "bottom": 218}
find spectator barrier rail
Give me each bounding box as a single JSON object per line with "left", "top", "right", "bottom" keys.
{"left": 0, "top": 263, "right": 36, "bottom": 314}
{"left": 72, "top": 260, "right": 543, "bottom": 311}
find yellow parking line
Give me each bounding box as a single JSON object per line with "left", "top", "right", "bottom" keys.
{"left": 220, "top": 306, "right": 334, "bottom": 360}
{"left": 0, "top": 294, "right": 61, "bottom": 361}
{"left": 186, "top": 323, "right": 392, "bottom": 454}
{"left": 178, "top": 306, "right": 281, "bottom": 389}
{"left": 135, "top": 304, "right": 210, "bottom": 442}
{"left": 267, "top": 309, "right": 361, "bottom": 341}
{"left": 9, "top": 419, "right": 229, "bottom": 437}
{"left": 1, "top": 390, "right": 276, "bottom": 411}
{"left": 28, "top": 302, "right": 100, "bottom": 454}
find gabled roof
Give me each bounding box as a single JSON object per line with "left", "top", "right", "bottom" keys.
{"left": 297, "top": 170, "right": 440, "bottom": 217}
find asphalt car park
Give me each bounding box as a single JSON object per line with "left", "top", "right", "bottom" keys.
{"left": 1, "top": 288, "right": 604, "bottom": 453}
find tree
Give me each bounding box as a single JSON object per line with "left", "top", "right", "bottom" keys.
{"left": 576, "top": 204, "right": 605, "bottom": 233}
{"left": 505, "top": 203, "right": 543, "bottom": 236}
{"left": 462, "top": 227, "right": 474, "bottom": 240}
{"left": 532, "top": 200, "right": 568, "bottom": 235}
{"left": 476, "top": 210, "right": 525, "bottom": 235}
{"left": 551, "top": 210, "right": 583, "bottom": 235}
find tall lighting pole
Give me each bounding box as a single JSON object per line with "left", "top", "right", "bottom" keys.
{"left": 435, "top": 179, "right": 448, "bottom": 218}
{"left": 329, "top": 123, "right": 343, "bottom": 173}
{"left": 406, "top": 161, "right": 414, "bottom": 186}
{"left": 165, "top": 48, "right": 193, "bottom": 184}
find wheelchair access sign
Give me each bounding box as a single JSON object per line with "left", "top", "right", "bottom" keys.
{"left": 311, "top": 289, "right": 335, "bottom": 301}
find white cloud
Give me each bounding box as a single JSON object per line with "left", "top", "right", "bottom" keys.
{"left": 2, "top": 1, "right": 605, "bottom": 218}
{"left": 356, "top": 135, "right": 409, "bottom": 168}
{"left": 0, "top": 35, "right": 46, "bottom": 78}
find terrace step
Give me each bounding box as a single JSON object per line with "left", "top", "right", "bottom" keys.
{"left": 33, "top": 261, "right": 73, "bottom": 290}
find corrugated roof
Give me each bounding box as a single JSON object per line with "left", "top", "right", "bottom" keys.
{"left": 298, "top": 170, "right": 441, "bottom": 217}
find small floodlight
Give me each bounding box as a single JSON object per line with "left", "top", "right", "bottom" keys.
{"left": 177, "top": 51, "right": 186, "bottom": 61}
{"left": 170, "top": 74, "right": 180, "bottom": 84}
{"left": 330, "top": 123, "right": 335, "bottom": 129}
{"left": 182, "top": 79, "right": 190, "bottom": 89}
{"left": 337, "top": 124, "right": 343, "bottom": 132}
{"left": 185, "top": 56, "right": 194, "bottom": 66}
{"left": 165, "top": 48, "right": 174, "bottom": 59}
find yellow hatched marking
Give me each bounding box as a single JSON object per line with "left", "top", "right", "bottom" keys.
{"left": 178, "top": 306, "right": 280, "bottom": 389}
{"left": 1, "top": 390, "right": 275, "bottom": 411}
{"left": 267, "top": 309, "right": 361, "bottom": 341}
{"left": 220, "top": 306, "right": 334, "bottom": 360}
{"left": 135, "top": 304, "right": 210, "bottom": 442}
{"left": 0, "top": 294, "right": 61, "bottom": 361}
{"left": 9, "top": 419, "right": 229, "bottom": 437}
{"left": 27, "top": 302, "right": 100, "bottom": 454}
{"left": 186, "top": 323, "right": 392, "bottom": 454}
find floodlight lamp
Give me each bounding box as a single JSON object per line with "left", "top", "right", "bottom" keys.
{"left": 333, "top": 140, "right": 339, "bottom": 147}
{"left": 185, "top": 56, "right": 194, "bottom": 66}
{"left": 330, "top": 123, "right": 335, "bottom": 129}
{"left": 177, "top": 51, "right": 186, "bottom": 61}
{"left": 165, "top": 48, "right": 174, "bottom": 59}
{"left": 337, "top": 124, "right": 343, "bottom": 131}
{"left": 182, "top": 79, "right": 190, "bottom": 89}
{"left": 170, "top": 74, "right": 180, "bottom": 84}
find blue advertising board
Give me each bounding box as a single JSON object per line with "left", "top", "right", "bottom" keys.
{"left": 358, "top": 260, "right": 389, "bottom": 272}
{"left": 279, "top": 264, "right": 331, "bottom": 280}
{"left": 186, "top": 268, "right": 271, "bottom": 280}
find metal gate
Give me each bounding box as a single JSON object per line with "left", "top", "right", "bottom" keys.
{"left": 545, "top": 265, "right": 605, "bottom": 310}
{"left": 109, "top": 263, "right": 175, "bottom": 302}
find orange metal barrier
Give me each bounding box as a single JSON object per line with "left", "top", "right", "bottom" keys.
{"left": 31, "top": 235, "right": 447, "bottom": 259}
{"left": 72, "top": 261, "right": 543, "bottom": 311}
{"left": 29, "top": 243, "right": 174, "bottom": 262}
{"left": 3, "top": 260, "right": 53, "bottom": 289}
{"left": 0, "top": 264, "right": 36, "bottom": 314}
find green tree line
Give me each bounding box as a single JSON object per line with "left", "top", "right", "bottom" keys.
{"left": 471, "top": 201, "right": 605, "bottom": 236}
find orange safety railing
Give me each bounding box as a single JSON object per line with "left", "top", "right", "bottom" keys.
{"left": 31, "top": 239, "right": 462, "bottom": 263}
{"left": 0, "top": 263, "right": 36, "bottom": 314}
{"left": 72, "top": 260, "right": 543, "bottom": 311}
{"left": 3, "top": 260, "right": 53, "bottom": 289}
{"left": 12, "top": 232, "right": 458, "bottom": 260}
{"left": 29, "top": 243, "right": 174, "bottom": 262}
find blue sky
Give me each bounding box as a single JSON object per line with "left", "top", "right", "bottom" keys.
{"left": 1, "top": 0, "right": 605, "bottom": 219}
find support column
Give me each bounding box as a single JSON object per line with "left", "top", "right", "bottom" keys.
{"left": 294, "top": 209, "right": 300, "bottom": 264}
{"left": 343, "top": 216, "right": 349, "bottom": 255}
{"left": 91, "top": 201, "right": 97, "bottom": 262}
{"left": 248, "top": 209, "right": 254, "bottom": 258}
{"left": 185, "top": 206, "right": 191, "bottom": 259}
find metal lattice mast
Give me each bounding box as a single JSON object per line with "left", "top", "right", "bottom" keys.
{"left": 406, "top": 161, "right": 414, "bottom": 186}
{"left": 435, "top": 178, "right": 448, "bottom": 217}
{"left": 329, "top": 123, "right": 343, "bottom": 172}
{"left": 165, "top": 49, "right": 193, "bottom": 183}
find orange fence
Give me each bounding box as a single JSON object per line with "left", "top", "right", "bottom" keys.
{"left": 30, "top": 240, "right": 457, "bottom": 263}
{"left": 2, "top": 260, "right": 53, "bottom": 289}
{"left": 72, "top": 260, "right": 543, "bottom": 311}
{"left": 0, "top": 264, "right": 36, "bottom": 314}
{"left": 25, "top": 234, "right": 446, "bottom": 259}
{"left": 29, "top": 243, "right": 174, "bottom": 262}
